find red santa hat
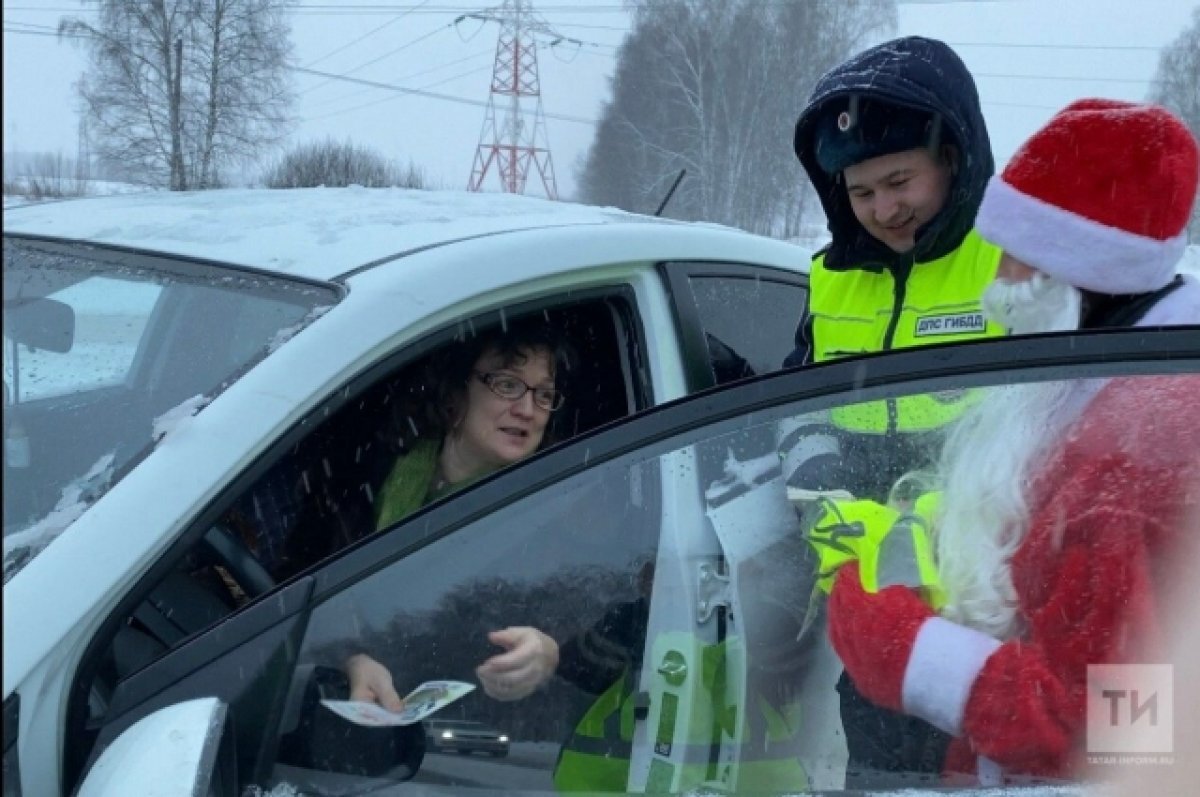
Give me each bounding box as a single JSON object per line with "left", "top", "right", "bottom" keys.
{"left": 977, "top": 99, "right": 1199, "bottom": 295}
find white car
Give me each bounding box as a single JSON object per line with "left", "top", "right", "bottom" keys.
{"left": 2, "top": 187, "right": 810, "bottom": 795}
{"left": 3, "top": 188, "right": 1196, "bottom": 796}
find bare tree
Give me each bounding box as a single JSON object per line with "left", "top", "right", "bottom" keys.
{"left": 1149, "top": 6, "right": 1200, "bottom": 243}
{"left": 263, "top": 138, "right": 427, "bottom": 189}
{"left": 61, "top": 0, "right": 294, "bottom": 190}
{"left": 577, "top": 0, "right": 895, "bottom": 238}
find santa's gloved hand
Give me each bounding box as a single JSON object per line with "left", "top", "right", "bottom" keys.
{"left": 828, "top": 562, "right": 1002, "bottom": 736}
{"left": 828, "top": 562, "right": 934, "bottom": 711}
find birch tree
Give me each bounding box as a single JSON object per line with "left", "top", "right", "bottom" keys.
{"left": 1149, "top": 6, "right": 1200, "bottom": 242}
{"left": 577, "top": 0, "right": 895, "bottom": 237}
{"left": 62, "top": 0, "right": 294, "bottom": 190}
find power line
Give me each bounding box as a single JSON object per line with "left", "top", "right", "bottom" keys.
{"left": 292, "top": 65, "right": 598, "bottom": 124}
{"left": 983, "top": 100, "right": 1066, "bottom": 112}
{"left": 305, "top": 49, "right": 493, "bottom": 111}
{"left": 0, "top": 0, "right": 1042, "bottom": 14}
{"left": 948, "top": 40, "right": 1164, "bottom": 52}
{"left": 2, "top": 26, "right": 89, "bottom": 40}
{"left": 975, "top": 71, "right": 1161, "bottom": 86}
{"left": 306, "top": 62, "right": 493, "bottom": 120}
{"left": 541, "top": 20, "right": 628, "bottom": 33}
{"left": 6, "top": 25, "right": 1158, "bottom": 88}
{"left": 298, "top": 20, "right": 457, "bottom": 95}
{"left": 3, "top": 19, "right": 58, "bottom": 31}
{"left": 304, "top": 0, "right": 436, "bottom": 68}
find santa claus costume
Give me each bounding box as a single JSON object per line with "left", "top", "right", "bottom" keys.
{"left": 827, "top": 98, "right": 1200, "bottom": 785}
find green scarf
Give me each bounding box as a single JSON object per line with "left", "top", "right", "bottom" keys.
{"left": 374, "top": 439, "right": 441, "bottom": 531}
{"left": 373, "top": 439, "right": 489, "bottom": 531}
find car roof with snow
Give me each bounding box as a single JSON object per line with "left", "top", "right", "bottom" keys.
{"left": 0, "top": 187, "right": 705, "bottom": 282}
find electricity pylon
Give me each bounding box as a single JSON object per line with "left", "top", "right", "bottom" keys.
{"left": 464, "top": 0, "right": 559, "bottom": 199}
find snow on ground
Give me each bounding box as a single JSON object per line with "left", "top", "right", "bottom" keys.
{"left": 2, "top": 177, "right": 155, "bottom": 209}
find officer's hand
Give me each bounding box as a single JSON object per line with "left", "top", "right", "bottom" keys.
{"left": 476, "top": 626, "right": 559, "bottom": 702}
{"left": 805, "top": 498, "right": 897, "bottom": 593}
{"left": 345, "top": 652, "right": 405, "bottom": 712}
{"left": 805, "top": 496, "right": 944, "bottom": 608}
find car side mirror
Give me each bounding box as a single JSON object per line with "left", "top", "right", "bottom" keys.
{"left": 76, "top": 697, "right": 235, "bottom": 797}
{"left": 4, "top": 297, "right": 75, "bottom": 353}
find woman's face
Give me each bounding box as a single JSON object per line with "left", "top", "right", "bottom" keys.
{"left": 452, "top": 345, "right": 555, "bottom": 474}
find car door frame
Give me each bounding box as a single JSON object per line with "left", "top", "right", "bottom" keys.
{"left": 658, "top": 261, "right": 809, "bottom": 393}
{"left": 59, "top": 325, "right": 1200, "bottom": 794}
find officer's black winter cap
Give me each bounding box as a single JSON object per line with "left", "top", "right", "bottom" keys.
{"left": 793, "top": 36, "right": 993, "bottom": 270}
{"left": 810, "top": 98, "right": 939, "bottom": 175}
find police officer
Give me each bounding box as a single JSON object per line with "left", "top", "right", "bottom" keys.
{"left": 782, "top": 35, "right": 1004, "bottom": 500}
{"left": 781, "top": 36, "right": 1004, "bottom": 788}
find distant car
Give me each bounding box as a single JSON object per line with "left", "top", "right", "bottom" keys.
{"left": 425, "top": 719, "right": 510, "bottom": 758}
{"left": 4, "top": 188, "right": 1197, "bottom": 796}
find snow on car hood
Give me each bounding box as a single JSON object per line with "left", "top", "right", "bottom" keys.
{"left": 1, "top": 186, "right": 658, "bottom": 281}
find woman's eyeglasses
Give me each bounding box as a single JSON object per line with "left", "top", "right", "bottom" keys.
{"left": 474, "top": 371, "right": 565, "bottom": 411}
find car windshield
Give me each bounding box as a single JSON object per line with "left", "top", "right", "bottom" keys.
{"left": 1, "top": 237, "right": 339, "bottom": 580}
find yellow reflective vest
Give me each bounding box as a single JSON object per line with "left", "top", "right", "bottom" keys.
{"left": 552, "top": 639, "right": 808, "bottom": 792}
{"left": 809, "top": 229, "right": 1004, "bottom": 434}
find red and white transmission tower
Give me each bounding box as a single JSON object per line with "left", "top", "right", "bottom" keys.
{"left": 464, "top": 0, "right": 559, "bottom": 199}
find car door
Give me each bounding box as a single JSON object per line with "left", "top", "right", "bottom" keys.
{"left": 61, "top": 326, "right": 1199, "bottom": 796}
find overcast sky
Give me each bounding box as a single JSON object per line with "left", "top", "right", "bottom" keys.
{"left": 3, "top": 0, "right": 1196, "bottom": 200}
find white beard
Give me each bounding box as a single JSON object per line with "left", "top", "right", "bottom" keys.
{"left": 982, "top": 273, "right": 1083, "bottom": 334}
{"left": 934, "top": 378, "right": 1081, "bottom": 640}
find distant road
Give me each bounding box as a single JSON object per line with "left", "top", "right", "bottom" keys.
{"left": 415, "top": 745, "right": 557, "bottom": 790}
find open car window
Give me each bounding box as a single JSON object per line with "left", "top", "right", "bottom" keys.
{"left": 78, "top": 293, "right": 651, "bottom": 722}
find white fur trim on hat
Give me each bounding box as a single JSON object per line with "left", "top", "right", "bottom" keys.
{"left": 901, "top": 617, "right": 1000, "bottom": 736}
{"left": 977, "top": 176, "right": 1187, "bottom": 295}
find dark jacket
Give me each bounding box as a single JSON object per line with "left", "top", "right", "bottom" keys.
{"left": 787, "top": 37, "right": 994, "bottom": 367}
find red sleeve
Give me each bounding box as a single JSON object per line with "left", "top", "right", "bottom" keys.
{"left": 958, "top": 456, "right": 1169, "bottom": 775}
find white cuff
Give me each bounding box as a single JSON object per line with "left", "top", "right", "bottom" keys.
{"left": 977, "top": 756, "right": 1003, "bottom": 786}
{"left": 901, "top": 617, "right": 1001, "bottom": 736}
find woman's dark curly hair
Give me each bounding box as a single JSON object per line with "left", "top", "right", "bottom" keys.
{"left": 415, "top": 317, "right": 574, "bottom": 448}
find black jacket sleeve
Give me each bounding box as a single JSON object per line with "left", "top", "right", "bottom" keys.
{"left": 556, "top": 597, "right": 650, "bottom": 696}
{"left": 782, "top": 313, "right": 814, "bottom": 369}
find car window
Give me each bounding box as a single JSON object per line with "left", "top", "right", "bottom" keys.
{"left": 3, "top": 277, "right": 161, "bottom": 402}
{"left": 276, "top": 454, "right": 662, "bottom": 791}
{"left": 83, "top": 296, "right": 649, "bottom": 698}
{"left": 1, "top": 238, "right": 339, "bottom": 580}
{"left": 661, "top": 262, "right": 808, "bottom": 390}
{"left": 218, "top": 296, "right": 647, "bottom": 585}
{"left": 689, "top": 275, "right": 807, "bottom": 379}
